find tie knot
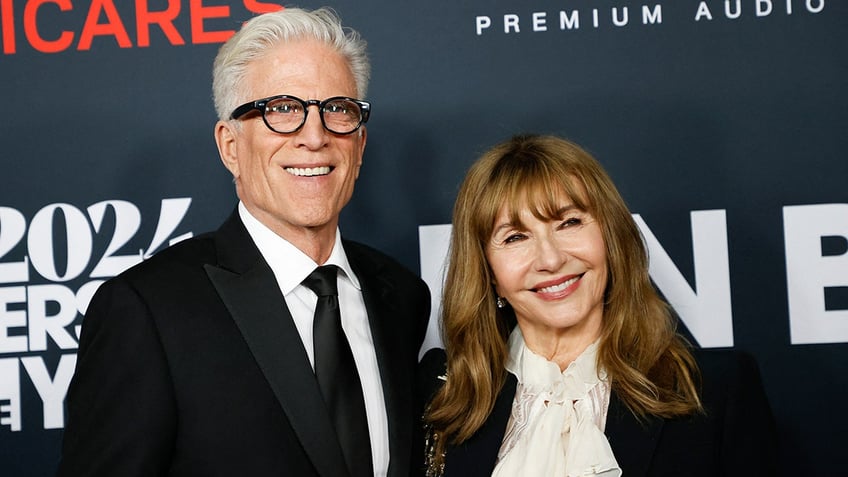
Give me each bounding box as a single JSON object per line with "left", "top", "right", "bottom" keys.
{"left": 303, "top": 265, "right": 339, "bottom": 297}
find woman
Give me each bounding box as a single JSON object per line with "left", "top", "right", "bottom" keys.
{"left": 419, "top": 135, "right": 777, "bottom": 476}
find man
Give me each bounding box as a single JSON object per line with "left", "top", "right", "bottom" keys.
{"left": 58, "top": 8, "right": 430, "bottom": 477}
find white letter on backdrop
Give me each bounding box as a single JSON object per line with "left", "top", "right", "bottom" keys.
{"left": 784, "top": 204, "right": 848, "bottom": 344}
{"left": 418, "top": 225, "right": 452, "bottom": 357}
{"left": 475, "top": 16, "right": 491, "bottom": 35}
{"left": 634, "top": 210, "right": 734, "bottom": 348}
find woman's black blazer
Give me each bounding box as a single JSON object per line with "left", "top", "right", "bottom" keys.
{"left": 416, "top": 347, "right": 779, "bottom": 477}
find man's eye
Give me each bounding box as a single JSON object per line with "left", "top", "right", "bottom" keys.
{"left": 267, "top": 101, "right": 300, "bottom": 114}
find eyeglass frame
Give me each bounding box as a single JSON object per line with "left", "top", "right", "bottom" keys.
{"left": 229, "top": 94, "right": 371, "bottom": 135}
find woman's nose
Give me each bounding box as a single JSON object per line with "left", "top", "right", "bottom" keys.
{"left": 533, "top": 234, "right": 566, "bottom": 272}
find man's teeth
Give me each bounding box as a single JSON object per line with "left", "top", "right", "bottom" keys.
{"left": 286, "top": 166, "right": 330, "bottom": 177}
{"left": 538, "top": 276, "right": 580, "bottom": 294}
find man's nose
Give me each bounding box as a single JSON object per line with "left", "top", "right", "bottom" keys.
{"left": 294, "top": 105, "right": 329, "bottom": 148}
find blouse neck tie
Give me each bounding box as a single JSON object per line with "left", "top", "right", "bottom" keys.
{"left": 493, "top": 328, "right": 622, "bottom": 477}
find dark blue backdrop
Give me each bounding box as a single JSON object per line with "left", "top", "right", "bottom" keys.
{"left": 1, "top": 1, "right": 846, "bottom": 475}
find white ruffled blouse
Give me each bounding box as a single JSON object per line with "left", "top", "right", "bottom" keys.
{"left": 492, "top": 328, "right": 622, "bottom": 477}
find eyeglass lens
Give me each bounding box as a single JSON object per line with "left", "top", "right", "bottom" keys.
{"left": 264, "top": 97, "right": 363, "bottom": 134}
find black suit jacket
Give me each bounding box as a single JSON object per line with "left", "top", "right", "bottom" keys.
{"left": 417, "top": 347, "right": 778, "bottom": 477}
{"left": 58, "top": 210, "right": 431, "bottom": 477}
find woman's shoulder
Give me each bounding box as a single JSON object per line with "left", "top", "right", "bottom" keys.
{"left": 668, "top": 347, "right": 779, "bottom": 473}
{"left": 690, "top": 347, "right": 766, "bottom": 396}
{"left": 687, "top": 348, "right": 776, "bottom": 442}
{"left": 414, "top": 348, "right": 447, "bottom": 477}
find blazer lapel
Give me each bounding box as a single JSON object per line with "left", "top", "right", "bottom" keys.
{"left": 444, "top": 374, "right": 517, "bottom": 477}
{"left": 205, "top": 211, "right": 350, "bottom": 477}
{"left": 440, "top": 378, "right": 663, "bottom": 477}
{"left": 604, "top": 392, "right": 663, "bottom": 477}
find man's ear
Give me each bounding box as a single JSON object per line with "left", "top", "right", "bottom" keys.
{"left": 214, "top": 120, "right": 240, "bottom": 177}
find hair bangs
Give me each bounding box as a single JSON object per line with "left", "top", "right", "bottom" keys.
{"left": 487, "top": 150, "right": 592, "bottom": 232}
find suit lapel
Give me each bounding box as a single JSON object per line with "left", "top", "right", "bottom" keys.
{"left": 604, "top": 392, "right": 663, "bottom": 477}
{"left": 205, "top": 211, "right": 350, "bottom": 477}
{"left": 346, "top": 245, "right": 411, "bottom": 477}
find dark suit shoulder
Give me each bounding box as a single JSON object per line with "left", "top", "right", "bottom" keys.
{"left": 84, "top": 232, "right": 220, "bottom": 309}
{"left": 343, "top": 239, "right": 425, "bottom": 282}
{"left": 343, "top": 239, "right": 430, "bottom": 329}
{"left": 121, "top": 232, "right": 217, "bottom": 279}
{"left": 82, "top": 232, "right": 228, "bottom": 339}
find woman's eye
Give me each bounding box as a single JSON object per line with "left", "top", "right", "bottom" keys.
{"left": 503, "top": 233, "right": 526, "bottom": 244}
{"left": 560, "top": 217, "right": 582, "bottom": 228}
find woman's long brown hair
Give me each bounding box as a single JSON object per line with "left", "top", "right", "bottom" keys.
{"left": 425, "top": 135, "right": 702, "bottom": 468}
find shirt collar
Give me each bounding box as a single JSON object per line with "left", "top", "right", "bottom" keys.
{"left": 238, "top": 201, "right": 361, "bottom": 294}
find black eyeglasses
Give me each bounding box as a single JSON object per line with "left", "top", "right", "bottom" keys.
{"left": 229, "top": 95, "right": 370, "bottom": 135}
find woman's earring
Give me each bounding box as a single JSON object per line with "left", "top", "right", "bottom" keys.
{"left": 496, "top": 296, "right": 506, "bottom": 309}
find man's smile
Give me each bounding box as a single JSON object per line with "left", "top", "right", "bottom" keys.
{"left": 285, "top": 166, "right": 332, "bottom": 177}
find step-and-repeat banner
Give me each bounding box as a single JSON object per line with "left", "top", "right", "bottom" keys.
{"left": 1, "top": 1, "right": 845, "bottom": 475}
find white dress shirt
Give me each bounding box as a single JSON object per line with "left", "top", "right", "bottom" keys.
{"left": 239, "top": 202, "right": 390, "bottom": 476}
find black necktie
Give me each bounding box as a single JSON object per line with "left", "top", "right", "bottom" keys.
{"left": 302, "top": 265, "right": 373, "bottom": 477}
